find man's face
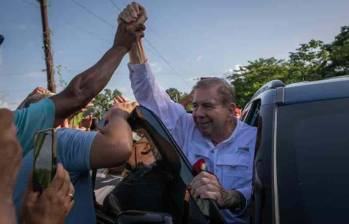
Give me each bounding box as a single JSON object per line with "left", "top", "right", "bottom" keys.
{"left": 128, "top": 137, "right": 155, "bottom": 167}
{"left": 192, "top": 86, "right": 235, "bottom": 141}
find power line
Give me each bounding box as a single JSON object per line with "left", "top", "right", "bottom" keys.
{"left": 107, "top": 0, "right": 191, "bottom": 80}
{"left": 107, "top": 0, "right": 122, "bottom": 11}
{"left": 71, "top": 0, "right": 188, "bottom": 82}
{"left": 20, "top": 0, "right": 39, "bottom": 8}
{"left": 64, "top": 22, "right": 110, "bottom": 42}
{"left": 71, "top": 0, "right": 115, "bottom": 28}
{"left": 143, "top": 38, "right": 183, "bottom": 77}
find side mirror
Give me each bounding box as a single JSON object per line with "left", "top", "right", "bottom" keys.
{"left": 115, "top": 210, "right": 173, "bottom": 224}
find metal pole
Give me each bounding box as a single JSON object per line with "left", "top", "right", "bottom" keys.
{"left": 38, "top": 0, "right": 56, "bottom": 92}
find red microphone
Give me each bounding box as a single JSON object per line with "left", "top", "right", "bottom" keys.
{"left": 192, "top": 159, "right": 207, "bottom": 175}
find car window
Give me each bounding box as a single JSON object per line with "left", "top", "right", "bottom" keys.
{"left": 242, "top": 100, "right": 260, "bottom": 127}
{"left": 276, "top": 98, "right": 349, "bottom": 224}
{"left": 128, "top": 106, "right": 226, "bottom": 224}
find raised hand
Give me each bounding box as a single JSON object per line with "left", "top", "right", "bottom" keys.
{"left": 118, "top": 2, "right": 147, "bottom": 30}
{"left": 113, "top": 21, "right": 145, "bottom": 51}
{"left": 113, "top": 95, "right": 138, "bottom": 114}
{"left": 114, "top": 2, "right": 146, "bottom": 51}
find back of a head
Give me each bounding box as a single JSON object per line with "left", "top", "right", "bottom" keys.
{"left": 193, "top": 77, "right": 236, "bottom": 105}
{"left": 18, "top": 91, "right": 54, "bottom": 109}
{"left": 0, "top": 34, "right": 4, "bottom": 46}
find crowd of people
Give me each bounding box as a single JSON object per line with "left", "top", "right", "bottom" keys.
{"left": 0, "top": 2, "right": 256, "bottom": 224}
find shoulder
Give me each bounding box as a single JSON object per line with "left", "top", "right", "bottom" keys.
{"left": 14, "top": 98, "right": 54, "bottom": 122}
{"left": 13, "top": 98, "right": 56, "bottom": 155}
{"left": 235, "top": 120, "right": 257, "bottom": 145}
{"left": 238, "top": 120, "right": 257, "bottom": 135}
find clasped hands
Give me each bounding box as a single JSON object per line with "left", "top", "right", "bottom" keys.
{"left": 114, "top": 2, "right": 147, "bottom": 51}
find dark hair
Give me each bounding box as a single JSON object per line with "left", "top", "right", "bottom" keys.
{"left": 192, "top": 77, "right": 236, "bottom": 105}
{"left": 0, "top": 34, "right": 4, "bottom": 46}
{"left": 17, "top": 92, "right": 53, "bottom": 109}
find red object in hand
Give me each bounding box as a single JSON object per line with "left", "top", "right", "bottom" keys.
{"left": 192, "top": 159, "right": 207, "bottom": 174}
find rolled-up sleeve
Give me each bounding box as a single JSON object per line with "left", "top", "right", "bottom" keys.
{"left": 56, "top": 128, "right": 97, "bottom": 171}
{"left": 14, "top": 98, "right": 55, "bottom": 156}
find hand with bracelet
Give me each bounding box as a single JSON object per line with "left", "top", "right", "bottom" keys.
{"left": 190, "top": 171, "right": 246, "bottom": 213}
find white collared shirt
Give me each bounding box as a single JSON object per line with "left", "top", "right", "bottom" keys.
{"left": 129, "top": 63, "right": 257, "bottom": 223}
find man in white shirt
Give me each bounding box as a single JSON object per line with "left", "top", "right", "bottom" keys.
{"left": 119, "top": 3, "right": 257, "bottom": 223}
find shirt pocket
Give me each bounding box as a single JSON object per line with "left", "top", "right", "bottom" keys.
{"left": 216, "top": 150, "right": 251, "bottom": 189}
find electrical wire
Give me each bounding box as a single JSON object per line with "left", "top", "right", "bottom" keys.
{"left": 70, "top": 0, "right": 190, "bottom": 83}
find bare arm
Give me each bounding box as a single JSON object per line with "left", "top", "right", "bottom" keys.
{"left": 0, "top": 202, "right": 16, "bottom": 224}
{"left": 0, "top": 109, "right": 22, "bottom": 224}
{"left": 51, "top": 22, "right": 144, "bottom": 126}
{"left": 120, "top": 3, "right": 147, "bottom": 64}
{"left": 89, "top": 108, "right": 132, "bottom": 169}
{"left": 51, "top": 47, "right": 126, "bottom": 126}
{"left": 129, "top": 40, "right": 147, "bottom": 64}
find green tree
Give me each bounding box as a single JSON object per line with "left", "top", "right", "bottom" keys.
{"left": 227, "top": 25, "right": 349, "bottom": 108}
{"left": 327, "top": 26, "right": 349, "bottom": 76}
{"left": 229, "top": 58, "right": 289, "bottom": 107}
{"left": 166, "top": 88, "right": 183, "bottom": 103}
{"left": 288, "top": 39, "right": 331, "bottom": 81}
{"left": 84, "top": 88, "right": 122, "bottom": 119}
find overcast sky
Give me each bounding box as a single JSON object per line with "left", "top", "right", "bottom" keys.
{"left": 1, "top": 0, "right": 348, "bottom": 108}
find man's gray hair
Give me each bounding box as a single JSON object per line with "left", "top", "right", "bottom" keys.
{"left": 193, "top": 77, "right": 236, "bottom": 105}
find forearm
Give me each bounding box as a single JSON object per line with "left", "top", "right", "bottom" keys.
{"left": 0, "top": 201, "right": 16, "bottom": 224}
{"left": 90, "top": 115, "right": 132, "bottom": 169}
{"left": 52, "top": 47, "right": 128, "bottom": 124}
{"left": 129, "top": 40, "right": 147, "bottom": 64}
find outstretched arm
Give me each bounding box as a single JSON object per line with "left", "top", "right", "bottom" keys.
{"left": 129, "top": 39, "right": 147, "bottom": 64}
{"left": 90, "top": 106, "right": 133, "bottom": 169}
{"left": 119, "top": 3, "right": 188, "bottom": 135}
{"left": 51, "top": 21, "right": 144, "bottom": 126}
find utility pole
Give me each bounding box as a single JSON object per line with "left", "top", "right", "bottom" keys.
{"left": 38, "top": 0, "right": 56, "bottom": 92}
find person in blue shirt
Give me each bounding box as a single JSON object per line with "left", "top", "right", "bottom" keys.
{"left": 0, "top": 109, "right": 74, "bottom": 224}
{"left": 15, "top": 105, "right": 132, "bottom": 224}
{"left": 119, "top": 4, "right": 257, "bottom": 223}
{"left": 0, "top": 36, "right": 74, "bottom": 224}
{"left": 1, "top": 11, "right": 143, "bottom": 223}
{"left": 11, "top": 17, "right": 144, "bottom": 156}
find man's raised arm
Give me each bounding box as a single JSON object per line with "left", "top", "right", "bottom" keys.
{"left": 51, "top": 21, "right": 144, "bottom": 126}
{"left": 119, "top": 3, "right": 188, "bottom": 133}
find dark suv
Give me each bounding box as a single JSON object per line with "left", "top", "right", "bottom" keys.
{"left": 241, "top": 76, "right": 349, "bottom": 224}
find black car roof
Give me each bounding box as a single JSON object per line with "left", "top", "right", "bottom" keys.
{"left": 283, "top": 76, "right": 349, "bottom": 104}
{"left": 249, "top": 76, "right": 349, "bottom": 106}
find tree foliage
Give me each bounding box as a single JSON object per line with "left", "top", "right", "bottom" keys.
{"left": 228, "top": 26, "right": 349, "bottom": 108}
{"left": 84, "top": 88, "right": 122, "bottom": 119}
{"left": 166, "top": 88, "right": 187, "bottom": 103}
